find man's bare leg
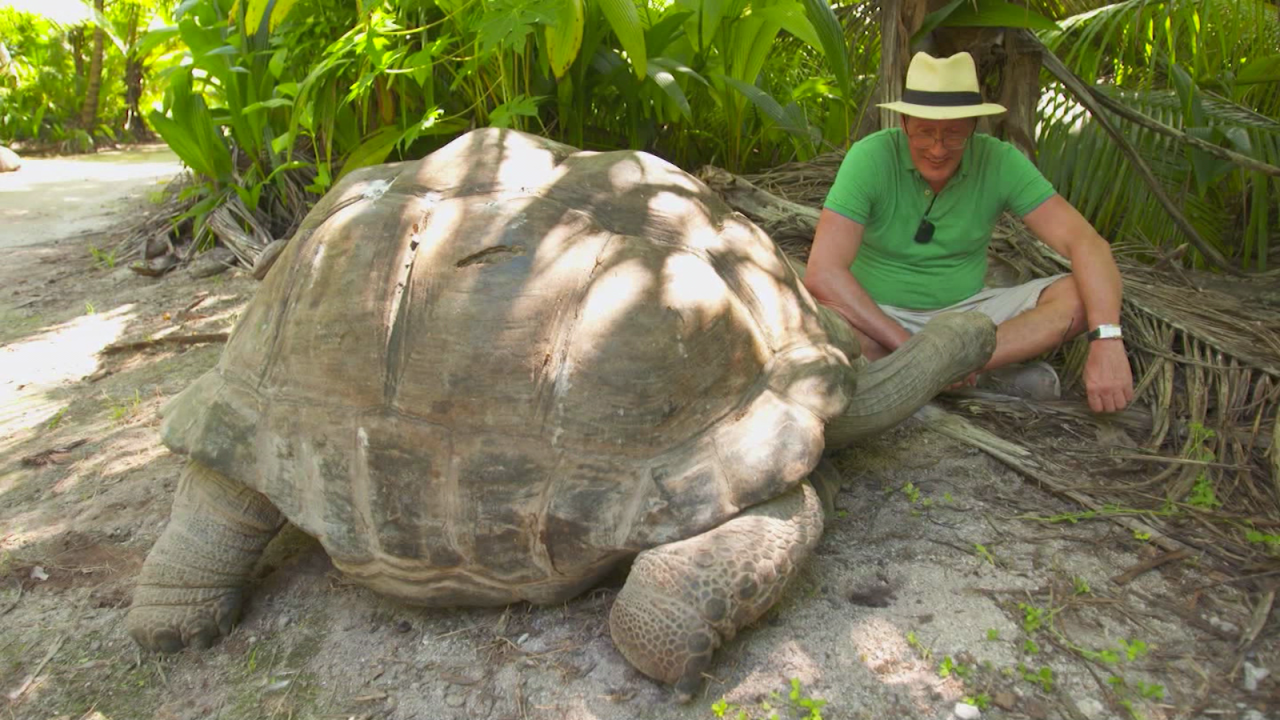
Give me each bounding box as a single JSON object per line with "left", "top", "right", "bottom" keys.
{"left": 984, "top": 277, "right": 1086, "bottom": 371}
{"left": 847, "top": 326, "right": 890, "bottom": 361}
{"left": 832, "top": 277, "right": 1083, "bottom": 369}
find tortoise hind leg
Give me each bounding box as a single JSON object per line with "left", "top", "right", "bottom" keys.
{"left": 127, "top": 460, "right": 284, "bottom": 652}
{"left": 609, "top": 481, "right": 823, "bottom": 702}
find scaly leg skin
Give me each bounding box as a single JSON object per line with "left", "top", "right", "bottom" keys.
{"left": 609, "top": 481, "right": 823, "bottom": 703}
{"left": 127, "top": 460, "right": 284, "bottom": 653}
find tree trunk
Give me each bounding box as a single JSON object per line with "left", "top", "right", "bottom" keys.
{"left": 990, "top": 29, "right": 1042, "bottom": 159}
{"left": 877, "top": 0, "right": 946, "bottom": 132}
{"left": 70, "top": 27, "right": 85, "bottom": 81}
{"left": 79, "top": 0, "right": 106, "bottom": 137}
{"left": 123, "top": 5, "right": 149, "bottom": 139}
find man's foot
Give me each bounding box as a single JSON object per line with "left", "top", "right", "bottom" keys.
{"left": 977, "top": 361, "right": 1060, "bottom": 401}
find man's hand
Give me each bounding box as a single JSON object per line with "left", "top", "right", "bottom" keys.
{"left": 945, "top": 372, "right": 977, "bottom": 392}
{"left": 1083, "top": 340, "right": 1133, "bottom": 412}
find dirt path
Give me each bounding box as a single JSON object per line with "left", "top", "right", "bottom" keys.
{"left": 0, "top": 151, "right": 1273, "bottom": 720}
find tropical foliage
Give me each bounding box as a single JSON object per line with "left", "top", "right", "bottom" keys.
{"left": 0, "top": 0, "right": 168, "bottom": 149}
{"left": 1, "top": 0, "right": 1277, "bottom": 272}
{"left": 1037, "top": 0, "right": 1280, "bottom": 270}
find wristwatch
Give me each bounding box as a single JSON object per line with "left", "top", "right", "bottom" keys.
{"left": 1087, "top": 324, "right": 1123, "bottom": 342}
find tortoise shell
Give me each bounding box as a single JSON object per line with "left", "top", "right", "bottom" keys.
{"left": 160, "top": 129, "right": 858, "bottom": 606}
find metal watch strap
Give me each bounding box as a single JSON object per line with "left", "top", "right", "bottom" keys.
{"left": 1087, "top": 324, "right": 1123, "bottom": 342}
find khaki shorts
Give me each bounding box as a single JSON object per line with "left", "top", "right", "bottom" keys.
{"left": 881, "top": 274, "right": 1067, "bottom": 334}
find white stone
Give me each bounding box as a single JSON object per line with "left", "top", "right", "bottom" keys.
{"left": 1077, "top": 698, "right": 1107, "bottom": 719}
{"left": 954, "top": 702, "right": 981, "bottom": 719}
{"left": 1243, "top": 661, "right": 1271, "bottom": 692}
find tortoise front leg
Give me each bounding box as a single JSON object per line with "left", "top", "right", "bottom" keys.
{"left": 609, "top": 481, "right": 823, "bottom": 702}
{"left": 127, "top": 460, "right": 284, "bottom": 653}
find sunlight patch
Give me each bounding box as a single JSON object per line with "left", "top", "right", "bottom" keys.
{"left": 0, "top": 304, "right": 133, "bottom": 437}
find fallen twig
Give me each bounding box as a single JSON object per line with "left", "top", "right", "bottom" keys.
{"left": 1110, "top": 549, "right": 1192, "bottom": 585}
{"left": 20, "top": 438, "right": 88, "bottom": 467}
{"left": 1237, "top": 589, "right": 1275, "bottom": 651}
{"left": 100, "top": 332, "right": 229, "bottom": 355}
{"left": 0, "top": 579, "right": 21, "bottom": 616}
{"left": 4, "top": 634, "right": 66, "bottom": 703}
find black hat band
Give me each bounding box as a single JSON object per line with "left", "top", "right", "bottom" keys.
{"left": 901, "top": 89, "right": 984, "bottom": 107}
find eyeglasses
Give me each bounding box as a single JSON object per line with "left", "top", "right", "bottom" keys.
{"left": 907, "top": 131, "right": 969, "bottom": 151}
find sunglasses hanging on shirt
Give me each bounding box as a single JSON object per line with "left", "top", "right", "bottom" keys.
{"left": 914, "top": 193, "right": 939, "bottom": 244}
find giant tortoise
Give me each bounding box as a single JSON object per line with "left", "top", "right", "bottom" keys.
{"left": 126, "top": 128, "right": 995, "bottom": 699}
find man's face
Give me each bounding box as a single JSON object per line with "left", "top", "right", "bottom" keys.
{"left": 903, "top": 116, "right": 976, "bottom": 187}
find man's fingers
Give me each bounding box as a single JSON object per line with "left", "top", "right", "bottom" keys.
{"left": 1089, "top": 386, "right": 1129, "bottom": 413}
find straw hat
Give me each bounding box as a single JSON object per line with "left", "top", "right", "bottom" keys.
{"left": 877, "top": 52, "right": 1006, "bottom": 119}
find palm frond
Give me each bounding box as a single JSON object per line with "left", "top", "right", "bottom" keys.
{"left": 1038, "top": 82, "right": 1279, "bottom": 268}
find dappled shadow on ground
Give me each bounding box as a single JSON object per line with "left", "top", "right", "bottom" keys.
{"left": 0, "top": 132, "right": 1270, "bottom": 720}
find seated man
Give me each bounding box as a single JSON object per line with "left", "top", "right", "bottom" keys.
{"left": 804, "top": 51, "right": 1134, "bottom": 413}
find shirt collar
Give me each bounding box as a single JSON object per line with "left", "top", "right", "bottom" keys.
{"left": 894, "top": 127, "right": 976, "bottom": 180}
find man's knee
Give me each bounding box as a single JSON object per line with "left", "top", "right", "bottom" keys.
{"left": 1036, "top": 277, "right": 1087, "bottom": 338}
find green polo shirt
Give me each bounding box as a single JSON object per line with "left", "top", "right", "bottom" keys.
{"left": 823, "top": 128, "right": 1056, "bottom": 310}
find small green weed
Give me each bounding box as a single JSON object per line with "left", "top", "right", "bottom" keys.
{"left": 938, "top": 656, "right": 971, "bottom": 679}
{"left": 1073, "top": 577, "right": 1091, "bottom": 595}
{"left": 905, "top": 631, "right": 932, "bottom": 662}
{"left": 46, "top": 407, "right": 68, "bottom": 430}
{"left": 902, "top": 483, "right": 921, "bottom": 504}
{"left": 1023, "top": 639, "right": 1040, "bottom": 655}
{"left": 84, "top": 301, "right": 97, "bottom": 315}
{"left": 973, "top": 544, "right": 996, "bottom": 565}
{"left": 962, "top": 693, "right": 991, "bottom": 710}
{"left": 986, "top": 628, "right": 1000, "bottom": 641}
{"left": 1118, "top": 638, "right": 1148, "bottom": 661}
{"left": 1245, "top": 529, "right": 1280, "bottom": 549}
{"left": 1108, "top": 675, "right": 1165, "bottom": 720}
{"left": 1018, "top": 664, "right": 1054, "bottom": 692}
{"left": 1018, "top": 603, "right": 1051, "bottom": 634}
{"left": 106, "top": 389, "right": 143, "bottom": 423}
{"left": 710, "top": 678, "right": 827, "bottom": 720}
{"left": 89, "top": 244, "right": 118, "bottom": 269}
{"left": 1187, "top": 474, "right": 1221, "bottom": 509}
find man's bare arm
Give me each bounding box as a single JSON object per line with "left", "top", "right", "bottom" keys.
{"left": 802, "top": 209, "right": 912, "bottom": 355}
{"left": 1023, "top": 194, "right": 1134, "bottom": 412}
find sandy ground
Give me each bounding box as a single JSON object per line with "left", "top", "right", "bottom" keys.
{"left": 0, "top": 148, "right": 1275, "bottom": 720}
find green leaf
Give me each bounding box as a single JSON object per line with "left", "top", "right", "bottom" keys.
{"left": 913, "top": 0, "right": 966, "bottom": 44}
{"left": 751, "top": 5, "right": 821, "bottom": 52}
{"left": 647, "top": 65, "right": 693, "bottom": 119}
{"left": 243, "top": 98, "right": 293, "bottom": 114}
{"left": 1185, "top": 127, "right": 1234, "bottom": 190}
{"left": 940, "top": 0, "right": 1060, "bottom": 32}
{"left": 546, "top": 0, "right": 585, "bottom": 79}
{"left": 646, "top": 9, "right": 693, "bottom": 56}
{"left": 269, "top": 49, "right": 287, "bottom": 79}
{"left": 715, "top": 73, "right": 815, "bottom": 142}
{"left": 799, "top": 0, "right": 851, "bottom": 104}
{"left": 133, "top": 26, "right": 179, "bottom": 60}
{"left": 676, "top": 0, "right": 726, "bottom": 53}
{"left": 726, "top": 15, "right": 782, "bottom": 89}
{"left": 597, "top": 0, "right": 647, "bottom": 79}
{"left": 489, "top": 94, "right": 545, "bottom": 128}
{"left": 336, "top": 127, "right": 402, "bottom": 182}
{"left": 1237, "top": 54, "right": 1280, "bottom": 86}
{"left": 265, "top": 160, "right": 310, "bottom": 183}
{"left": 1169, "top": 61, "right": 1206, "bottom": 126}
{"left": 650, "top": 57, "right": 708, "bottom": 90}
